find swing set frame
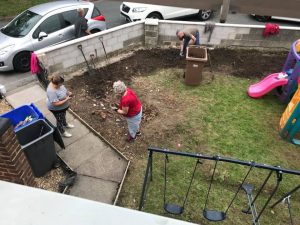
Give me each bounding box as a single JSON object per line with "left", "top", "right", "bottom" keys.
{"left": 139, "top": 147, "right": 300, "bottom": 224}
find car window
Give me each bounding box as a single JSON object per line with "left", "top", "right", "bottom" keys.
{"left": 92, "top": 7, "right": 102, "bottom": 18}
{"left": 84, "top": 8, "right": 89, "bottom": 16}
{"left": 41, "top": 14, "right": 62, "bottom": 34}
{"left": 61, "top": 10, "right": 77, "bottom": 27}
{"left": 33, "top": 14, "right": 62, "bottom": 38}
{"left": 1, "top": 10, "right": 42, "bottom": 37}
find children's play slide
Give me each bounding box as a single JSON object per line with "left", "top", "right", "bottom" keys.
{"left": 248, "top": 40, "right": 300, "bottom": 101}
{"left": 247, "top": 73, "right": 288, "bottom": 98}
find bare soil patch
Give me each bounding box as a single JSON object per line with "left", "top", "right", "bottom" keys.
{"left": 66, "top": 48, "right": 287, "bottom": 159}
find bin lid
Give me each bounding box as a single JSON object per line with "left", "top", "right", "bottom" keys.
{"left": 186, "top": 46, "right": 208, "bottom": 62}
{"left": 16, "top": 119, "right": 54, "bottom": 149}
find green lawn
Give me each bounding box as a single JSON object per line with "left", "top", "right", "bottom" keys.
{"left": 0, "top": 0, "right": 49, "bottom": 18}
{"left": 120, "top": 69, "right": 300, "bottom": 225}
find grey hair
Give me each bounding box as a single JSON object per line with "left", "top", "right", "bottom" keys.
{"left": 77, "top": 8, "right": 84, "bottom": 14}
{"left": 176, "top": 30, "right": 180, "bottom": 35}
{"left": 113, "top": 80, "right": 127, "bottom": 94}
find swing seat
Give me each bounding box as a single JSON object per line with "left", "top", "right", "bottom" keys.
{"left": 203, "top": 209, "right": 226, "bottom": 221}
{"left": 242, "top": 183, "right": 254, "bottom": 214}
{"left": 164, "top": 203, "right": 184, "bottom": 215}
{"left": 242, "top": 183, "right": 254, "bottom": 195}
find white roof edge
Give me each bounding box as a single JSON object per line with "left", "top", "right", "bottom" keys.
{"left": 0, "top": 180, "right": 196, "bottom": 225}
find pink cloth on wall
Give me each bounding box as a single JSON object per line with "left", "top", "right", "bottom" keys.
{"left": 30, "top": 52, "right": 40, "bottom": 74}
{"left": 263, "top": 23, "right": 280, "bottom": 37}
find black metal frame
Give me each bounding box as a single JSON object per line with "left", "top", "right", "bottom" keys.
{"left": 271, "top": 184, "right": 300, "bottom": 209}
{"left": 139, "top": 147, "right": 300, "bottom": 223}
{"left": 270, "top": 185, "right": 300, "bottom": 225}
{"left": 139, "top": 151, "right": 153, "bottom": 210}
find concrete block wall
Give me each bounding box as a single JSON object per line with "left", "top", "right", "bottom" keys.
{"left": 35, "top": 19, "right": 300, "bottom": 74}
{"left": 157, "top": 20, "right": 300, "bottom": 49}
{"left": 0, "top": 118, "right": 36, "bottom": 187}
{"left": 35, "top": 21, "right": 145, "bottom": 74}
{"left": 145, "top": 19, "right": 159, "bottom": 47}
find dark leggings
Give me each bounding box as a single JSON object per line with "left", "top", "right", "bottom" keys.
{"left": 50, "top": 108, "right": 68, "bottom": 134}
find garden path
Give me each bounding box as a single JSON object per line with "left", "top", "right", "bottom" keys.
{"left": 6, "top": 82, "right": 129, "bottom": 204}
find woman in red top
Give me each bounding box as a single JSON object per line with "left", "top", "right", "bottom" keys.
{"left": 113, "top": 80, "right": 142, "bottom": 142}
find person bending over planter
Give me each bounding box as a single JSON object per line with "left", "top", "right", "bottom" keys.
{"left": 113, "top": 80, "right": 142, "bottom": 142}
{"left": 46, "top": 75, "right": 74, "bottom": 138}
{"left": 176, "top": 27, "right": 200, "bottom": 57}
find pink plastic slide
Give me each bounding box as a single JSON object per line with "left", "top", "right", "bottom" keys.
{"left": 247, "top": 73, "right": 288, "bottom": 98}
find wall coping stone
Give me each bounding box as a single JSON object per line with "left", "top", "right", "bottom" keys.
{"left": 159, "top": 20, "right": 300, "bottom": 30}
{"left": 145, "top": 18, "right": 159, "bottom": 25}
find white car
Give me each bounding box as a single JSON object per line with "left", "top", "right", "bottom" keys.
{"left": 252, "top": 14, "right": 300, "bottom": 23}
{"left": 120, "top": 2, "right": 212, "bottom": 22}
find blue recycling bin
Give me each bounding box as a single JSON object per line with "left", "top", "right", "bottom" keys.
{"left": 0, "top": 103, "right": 44, "bottom": 132}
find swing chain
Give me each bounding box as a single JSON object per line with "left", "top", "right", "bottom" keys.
{"left": 225, "top": 161, "right": 255, "bottom": 214}
{"left": 204, "top": 155, "right": 220, "bottom": 209}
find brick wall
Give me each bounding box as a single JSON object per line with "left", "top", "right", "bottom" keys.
{"left": 0, "top": 118, "right": 35, "bottom": 187}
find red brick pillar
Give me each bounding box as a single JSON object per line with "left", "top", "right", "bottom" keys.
{"left": 0, "top": 118, "right": 36, "bottom": 186}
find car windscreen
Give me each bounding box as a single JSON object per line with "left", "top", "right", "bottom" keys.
{"left": 1, "top": 10, "right": 42, "bottom": 38}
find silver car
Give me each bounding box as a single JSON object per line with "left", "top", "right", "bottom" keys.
{"left": 0, "top": 1, "right": 106, "bottom": 72}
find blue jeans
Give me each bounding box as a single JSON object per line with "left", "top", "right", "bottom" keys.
{"left": 183, "top": 31, "right": 200, "bottom": 55}
{"left": 126, "top": 108, "right": 142, "bottom": 138}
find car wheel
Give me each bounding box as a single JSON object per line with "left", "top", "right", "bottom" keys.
{"left": 198, "top": 10, "right": 212, "bottom": 21}
{"left": 90, "top": 29, "right": 101, "bottom": 34}
{"left": 146, "top": 12, "right": 163, "bottom": 20}
{"left": 254, "top": 15, "right": 271, "bottom": 22}
{"left": 13, "top": 51, "right": 31, "bottom": 72}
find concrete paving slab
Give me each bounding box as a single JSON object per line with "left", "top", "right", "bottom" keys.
{"left": 70, "top": 175, "right": 118, "bottom": 204}
{"left": 6, "top": 84, "right": 46, "bottom": 108}
{"left": 66, "top": 112, "right": 76, "bottom": 121}
{"left": 34, "top": 99, "right": 50, "bottom": 115}
{"left": 54, "top": 142, "right": 63, "bottom": 153}
{"left": 34, "top": 99, "right": 76, "bottom": 125}
{"left": 59, "top": 132, "right": 104, "bottom": 169}
{"left": 61, "top": 118, "right": 90, "bottom": 147}
{"left": 46, "top": 113, "right": 57, "bottom": 125}
{"left": 48, "top": 115, "right": 58, "bottom": 124}
{"left": 44, "top": 113, "right": 76, "bottom": 134}
{"left": 76, "top": 146, "right": 128, "bottom": 183}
